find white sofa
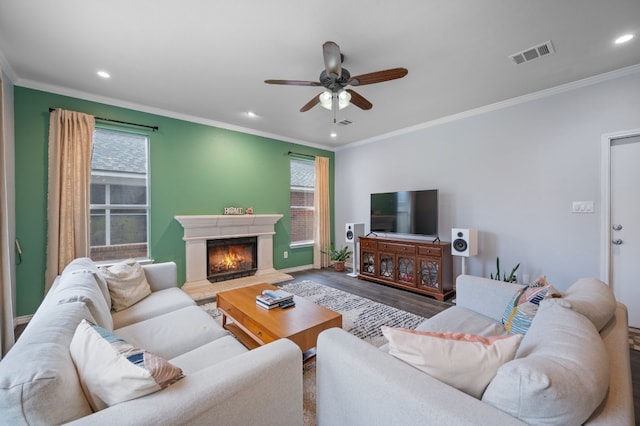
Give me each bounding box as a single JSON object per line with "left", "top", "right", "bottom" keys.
{"left": 0, "top": 258, "right": 303, "bottom": 425}
{"left": 316, "top": 275, "right": 634, "bottom": 425}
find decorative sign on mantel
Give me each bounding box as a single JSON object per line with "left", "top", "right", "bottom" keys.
{"left": 224, "top": 206, "right": 255, "bottom": 215}
{"left": 224, "top": 207, "right": 244, "bottom": 215}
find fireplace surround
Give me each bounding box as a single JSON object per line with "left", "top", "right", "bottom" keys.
{"left": 175, "top": 215, "right": 290, "bottom": 297}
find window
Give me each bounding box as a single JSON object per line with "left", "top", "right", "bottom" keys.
{"left": 290, "top": 158, "right": 315, "bottom": 246}
{"left": 90, "top": 128, "right": 149, "bottom": 261}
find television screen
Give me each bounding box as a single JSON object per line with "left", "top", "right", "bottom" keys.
{"left": 370, "top": 189, "right": 438, "bottom": 237}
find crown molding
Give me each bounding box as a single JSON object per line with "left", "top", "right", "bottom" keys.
{"left": 13, "top": 77, "right": 332, "bottom": 151}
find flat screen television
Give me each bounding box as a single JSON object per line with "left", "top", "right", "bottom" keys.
{"left": 370, "top": 189, "right": 438, "bottom": 237}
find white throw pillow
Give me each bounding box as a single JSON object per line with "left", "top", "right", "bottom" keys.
{"left": 70, "top": 319, "right": 183, "bottom": 411}
{"left": 100, "top": 259, "right": 151, "bottom": 311}
{"left": 381, "top": 327, "right": 523, "bottom": 398}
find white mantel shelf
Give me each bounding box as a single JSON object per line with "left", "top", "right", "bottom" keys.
{"left": 175, "top": 214, "right": 290, "bottom": 295}
{"left": 175, "top": 214, "right": 283, "bottom": 241}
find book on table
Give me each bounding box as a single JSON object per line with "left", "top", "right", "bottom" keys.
{"left": 260, "top": 289, "right": 294, "bottom": 303}
{"left": 256, "top": 289, "right": 295, "bottom": 310}
{"left": 256, "top": 298, "right": 281, "bottom": 310}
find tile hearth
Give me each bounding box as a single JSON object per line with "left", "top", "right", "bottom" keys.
{"left": 182, "top": 271, "right": 293, "bottom": 302}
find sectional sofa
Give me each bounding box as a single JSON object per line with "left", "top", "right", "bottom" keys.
{"left": 0, "top": 258, "right": 303, "bottom": 425}
{"left": 317, "top": 275, "right": 634, "bottom": 425}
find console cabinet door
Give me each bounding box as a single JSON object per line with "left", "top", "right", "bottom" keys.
{"left": 360, "top": 250, "right": 376, "bottom": 277}
{"left": 417, "top": 257, "right": 441, "bottom": 292}
{"left": 397, "top": 255, "right": 416, "bottom": 287}
{"left": 377, "top": 252, "right": 395, "bottom": 282}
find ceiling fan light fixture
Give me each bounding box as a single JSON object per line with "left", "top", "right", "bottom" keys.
{"left": 319, "top": 90, "right": 351, "bottom": 110}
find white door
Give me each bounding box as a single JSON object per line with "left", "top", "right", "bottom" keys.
{"left": 610, "top": 134, "right": 640, "bottom": 328}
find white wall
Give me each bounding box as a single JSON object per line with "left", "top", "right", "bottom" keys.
{"left": 335, "top": 69, "right": 640, "bottom": 289}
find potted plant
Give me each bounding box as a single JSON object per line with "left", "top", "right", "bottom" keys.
{"left": 321, "top": 246, "right": 353, "bottom": 272}
{"left": 490, "top": 256, "right": 520, "bottom": 283}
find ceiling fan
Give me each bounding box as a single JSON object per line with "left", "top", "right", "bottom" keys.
{"left": 265, "top": 41, "right": 408, "bottom": 122}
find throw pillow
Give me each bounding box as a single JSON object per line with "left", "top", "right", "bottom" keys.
{"left": 70, "top": 319, "right": 184, "bottom": 411}
{"left": 381, "top": 327, "right": 523, "bottom": 399}
{"left": 501, "top": 277, "right": 559, "bottom": 334}
{"left": 99, "top": 259, "right": 151, "bottom": 311}
{"left": 483, "top": 299, "right": 610, "bottom": 425}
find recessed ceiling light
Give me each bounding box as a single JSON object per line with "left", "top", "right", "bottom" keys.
{"left": 97, "top": 70, "right": 111, "bottom": 79}
{"left": 330, "top": 132, "right": 337, "bottom": 138}
{"left": 615, "top": 34, "right": 634, "bottom": 44}
{"left": 246, "top": 111, "right": 258, "bottom": 118}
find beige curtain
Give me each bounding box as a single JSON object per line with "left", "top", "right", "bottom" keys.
{"left": 313, "top": 156, "right": 331, "bottom": 269}
{"left": 0, "top": 66, "right": 15, "bottom": 357}
{"left": 45, "top": 109, "right": 95, "bottom": 293}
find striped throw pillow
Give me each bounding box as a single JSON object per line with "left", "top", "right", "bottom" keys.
{"left": 501, "top": 279, "right": 559, "bottom": 334}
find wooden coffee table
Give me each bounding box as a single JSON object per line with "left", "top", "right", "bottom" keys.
{"left": 216, "top": 283, "right": 342, "bottom": 359}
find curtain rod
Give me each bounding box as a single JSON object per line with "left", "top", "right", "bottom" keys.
{"left": 49, "top": 108, "right": 159, "bottom": 132}
{"left": 288, "top": 151, "right": 315, "bottom": 159}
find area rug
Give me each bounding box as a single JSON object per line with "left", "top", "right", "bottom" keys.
{"left": 200, "top": 280, "right": 427, "bottom": 426}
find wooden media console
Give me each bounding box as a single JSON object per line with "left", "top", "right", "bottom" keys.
{"left": 358, "top": 236, "right": 454, "bottom": 301}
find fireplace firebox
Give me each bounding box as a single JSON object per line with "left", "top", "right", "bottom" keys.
{"left": 207, "top": 237, "right": 258, "bottom": 283}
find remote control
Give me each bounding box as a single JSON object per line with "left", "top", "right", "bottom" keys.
{"left": 279, "top": 300, "right": 296, "bottom": 309}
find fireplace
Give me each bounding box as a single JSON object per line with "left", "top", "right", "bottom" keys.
{"left": 175, "top": 214, "right": 290, "bottom": 288}
{"left": 207, "top": 237, "right": 257, "bottom": 282}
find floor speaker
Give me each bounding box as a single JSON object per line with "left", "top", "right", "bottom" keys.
{"left": 345, "top": 223, "right": 365, "bottom": 244}
{"left": 451, "top": 228, "right": 478, "bottom": 257}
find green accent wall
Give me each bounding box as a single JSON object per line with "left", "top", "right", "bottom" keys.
{"left": 14, "top": 87, "right": 334, "bottom": 316}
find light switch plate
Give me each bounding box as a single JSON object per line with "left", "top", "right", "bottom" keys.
{"left": 572, "top": 201, "right": 594, "bottom": 213}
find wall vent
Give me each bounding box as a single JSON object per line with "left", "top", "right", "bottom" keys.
{"left": 509, "top": 40, "right": 555, "bottom": 65}
{"left": 337, "top": 119, "right": 352, "bottom": 126}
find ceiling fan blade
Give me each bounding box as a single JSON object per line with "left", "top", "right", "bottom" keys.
{"left": 346, "top": 89, "right": 373, "bottom": 110}
{"left": 348, "top": 67, "right": 408, "bottom": 86}
{"left": 300, "top": 93, "right": 322, "bottom": 112}
{"left": 264, "top": 79, "right": 322, "bottom": 86}
{"left": 323, "top": 41, "right": 342, "bottom": 78}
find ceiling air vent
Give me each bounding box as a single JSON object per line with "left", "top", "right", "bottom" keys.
{"left": 509, "top": 40, "right": 555, "bottom": 65}
{"left": 337, "top": 119, "right": 352, "bottom": 126}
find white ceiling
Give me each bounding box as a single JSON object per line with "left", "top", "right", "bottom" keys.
{"left": 0, "top": 0, "right": 638, "bottom": 150}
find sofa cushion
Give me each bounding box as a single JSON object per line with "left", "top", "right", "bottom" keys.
{"left": 54, "top": 260, "right": 113, "bottom": 330}
{"left": 169, "top": 335, "right": 248, "bottom": 374}
{"left": 381, "top": 327, "right": 522, "bottom": 399}
{"left": 0, "top": 301, "right": 94, "bottom": 425}
{"left": 482, "top": 298, "right": 610, "bottom": 424}
{"left": 415, "top": 306, "right": 508, "bottom": 337}
{"left": 60, "top": 257, "right": 111, "bottom": 307}
{"left": 100, "top": 259, "right": 152, "bottom": 311}
{"left": 114, "top": 305, "right": 229, "bottom": 359}
{"left": 70, "top": 319, "right": 184, "bottom": 411}
{"left": 563, "top": 277, "right": 616, "bottom": 331}
{"left": 111, "top": 287, "right": 196, "bottom": 329}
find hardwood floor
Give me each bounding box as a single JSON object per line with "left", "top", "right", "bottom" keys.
{"left": 286, "top": 268, "right": 454, "bottom": 318}
{"left": 286, "top": 268, "right": 639, "bottom": 423}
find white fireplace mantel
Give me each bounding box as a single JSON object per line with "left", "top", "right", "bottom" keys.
{"left": 175, "top": 214, "right": 283, "bottom": 284}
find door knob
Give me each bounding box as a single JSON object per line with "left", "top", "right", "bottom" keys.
{"left": 612, "top": 239, "right": 623, "bottom": 245}
{"left": 612, "top": 224, "right": 623, "bottom": 231}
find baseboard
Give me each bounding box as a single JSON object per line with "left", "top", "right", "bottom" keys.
{"left": 280, "top": 264, "right": 314, "bottom": 274}
{"left": 14, "top": 314, "right": 32, "bottom": 326}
